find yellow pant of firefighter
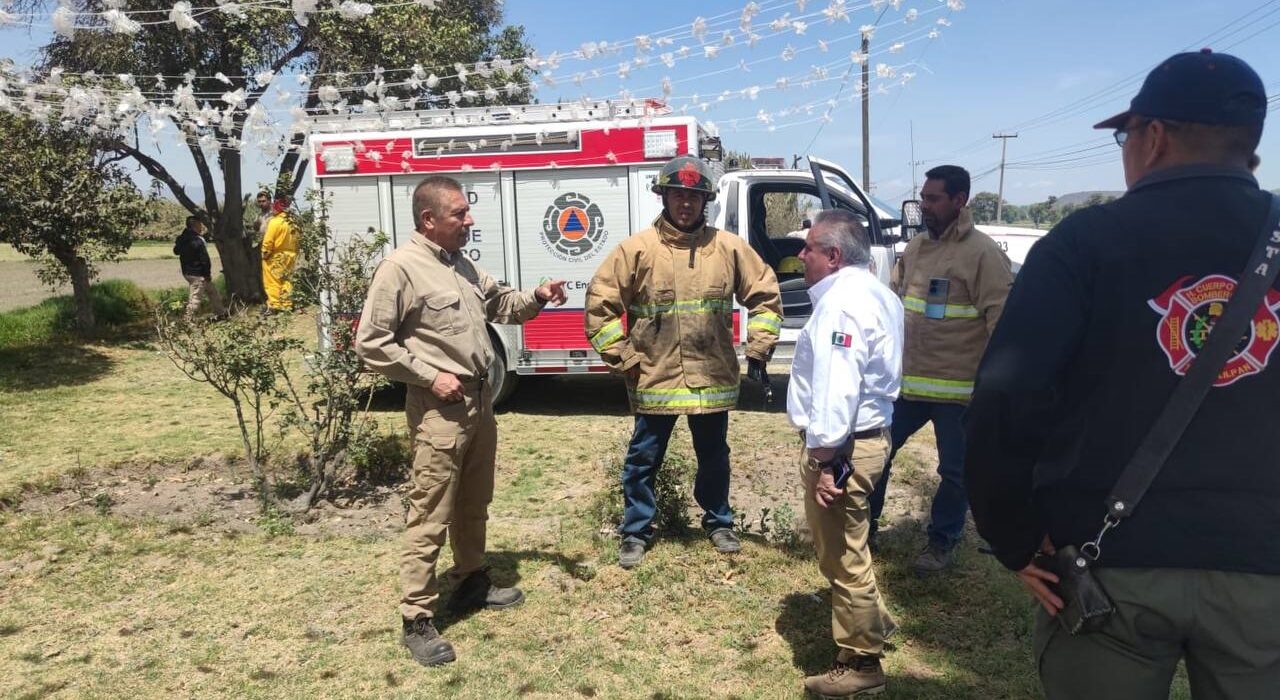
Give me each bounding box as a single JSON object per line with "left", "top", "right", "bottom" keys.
{"left": 400, "top": 381, "right": 496, "bottom": 620}
{"left": 801, "top": 431, "right": 897, "bottom": 659}
{"left": 262, "top": 254, "right": 296, "bottom": 311}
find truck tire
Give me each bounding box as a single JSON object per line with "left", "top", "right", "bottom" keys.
{"left": 487, "top": 330, "right": 519, "bottom": 406}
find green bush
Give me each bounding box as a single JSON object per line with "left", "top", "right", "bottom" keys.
{"left": 0, "top": 279, "right": 156, "bottom": 348}
{"left": 348, "top": 432, "right": 412, "bottom": 486}
{"left": 594, "top": 439, "right": 695, "bottom": 536}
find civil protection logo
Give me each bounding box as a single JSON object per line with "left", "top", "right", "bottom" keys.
{"left": 1148, "top": 274, "right": 1280, "bottom": 387}
{"left": 541, "top": 192, "right": 607, "bottom": 262}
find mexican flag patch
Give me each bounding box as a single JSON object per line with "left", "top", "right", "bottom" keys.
{"left": 831, "top": 331, "right": 853, "bottom": 347}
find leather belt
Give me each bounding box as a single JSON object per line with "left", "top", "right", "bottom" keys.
{"left": 798, "top": 426, "right": 886, "bottom": 442}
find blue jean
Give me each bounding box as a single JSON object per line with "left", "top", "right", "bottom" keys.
{"left": 868, "top": 398, "right": 968, "bottom": 550}
{"left": 620, "top": 412, "right": 735, "bottom": 543}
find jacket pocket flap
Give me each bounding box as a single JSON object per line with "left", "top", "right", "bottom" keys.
{"left": 424, "top": 291, "right": 461, "bottom": 310}
{"left": 427, "top": 433, "right": 456, "bottom": 450}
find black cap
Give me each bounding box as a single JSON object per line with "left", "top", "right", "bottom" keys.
{"left": 1094, "top": 49, "right": 1266, "bottom": 130}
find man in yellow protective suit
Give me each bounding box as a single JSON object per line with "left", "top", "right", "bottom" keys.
{"left": 261, "top": 196, "right": 300, "bottom": 312}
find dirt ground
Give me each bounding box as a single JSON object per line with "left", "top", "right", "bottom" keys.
{"left": 15, "top": 414, "right": 940, "bottom": 545}
{"left": 0, "top": 255, "right": 221, "bottom": 311}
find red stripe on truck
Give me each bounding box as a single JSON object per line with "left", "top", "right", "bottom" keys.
{"left": 313, "top": 125, "right": 688, "bottom": 176}
{"left": 523, "top": 309, "right": 592, "bottom": 350}
{"left": 523, "top": 309, "right": 742, "bottom": 349}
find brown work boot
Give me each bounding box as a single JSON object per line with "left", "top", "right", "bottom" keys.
{"left": 401, "top": 615, "right": 455, "bottom": 667}
{"left": 449, "top": 569, "right": 525, "bottom": 612}
{"left": 803, "top": 654, "right": 886, "bottom": 698}
{"left": 912, "top": 542, "right": 954, "bottom": 575}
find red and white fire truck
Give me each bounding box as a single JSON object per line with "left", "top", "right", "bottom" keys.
{"left": 308, "top": 99, "right": 899, "bottom": 403}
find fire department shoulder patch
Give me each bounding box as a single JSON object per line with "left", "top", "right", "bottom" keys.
{"left": 1148, "top": 274, "right": 1280, "bottom": 387}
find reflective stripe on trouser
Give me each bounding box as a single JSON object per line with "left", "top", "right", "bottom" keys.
{"left": 901, "top": 375, "right": 974, "bottom": 400}
{"left": 800, "top": 432, "right": 896, "bottom": 658}
{"left": 629, "top": 384, "right": 740, "bottom": 411}
{"left": 589, "top": 319, "right": 625, "bottom": 353}
{"left": 400, "top": 383, "right": 496, "bottom": 620}
{"left": 747, "top": 310, "right": 783, "bottom": 334}
{"left": 902, "top": 295, "right": 979, "bottom": 319}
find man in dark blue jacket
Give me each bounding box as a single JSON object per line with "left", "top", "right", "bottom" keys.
{"left": 965, "top": 50, "right": 1277, "bottom": 698}
{"left": 174, "top": 215, "right": 227, "bottom": 320}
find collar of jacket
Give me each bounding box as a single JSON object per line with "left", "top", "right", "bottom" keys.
{"left": 931, "top": 207, "right": 976, "bottom": 243}
{"left": 807, "top": 265, "right": 867, "bottom": 305}
{"left": 412, "top": 232, "right": 460, "bottom": 264}
{"left": 654, "top": 213, "right": 714, "bottom": 250}
{"left": 1129, "top": 163, "right": 1258, "bottom": 194}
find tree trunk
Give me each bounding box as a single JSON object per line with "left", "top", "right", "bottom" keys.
{"left": 211, "top": 149, "right": 265, "bottom": 304}
{"left": 65, "top": 254, "right": 96, "bottom": 336}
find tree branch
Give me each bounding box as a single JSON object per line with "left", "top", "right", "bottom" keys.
{"left": 111, "top": 141, "right": 203, "bottom": 215}
{"left": 244, "top": 33, "right": 313, "bottom": 113}
{"left": 184, "top": 138, "right": 220, "bottom": 217}
{"left": 288, "top": 156, "right": 310, "bottom": 198}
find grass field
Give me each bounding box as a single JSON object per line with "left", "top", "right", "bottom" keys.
{"left": 0, "top": 305, "right": 1194, "bottom": 699}
{"left": 0, "top": 240, "right": 214, "bottom": 264}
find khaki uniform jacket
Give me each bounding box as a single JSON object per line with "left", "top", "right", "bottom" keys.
{"left": 355, "top": 233, "right": 543, "bottom": 387}
{"left": 891, "top": 208, "right": 1013, "bottom": 404}
{"left": 585, "top": 215, "right": 783, "bottom": 415}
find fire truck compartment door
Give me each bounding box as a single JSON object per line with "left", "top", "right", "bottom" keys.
{"left": 321, "top": 176, "right": 383, "bottom": 254}
{"left": 390, "top": 174, "right": 506, "bottom": 279}
{"left": 514, "top": 168, "right": 630, "bottom": 308}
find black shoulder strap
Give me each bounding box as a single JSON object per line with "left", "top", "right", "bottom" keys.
{"left": 1107, "top": 193, "right": 1280, "bottom": 520}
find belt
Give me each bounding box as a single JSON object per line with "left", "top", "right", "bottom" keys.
{"left": 798, "top": 426, "right": 886, "bottom": 442}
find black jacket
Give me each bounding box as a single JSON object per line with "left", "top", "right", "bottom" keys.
{"left": 965, "top": 165, "right": 1280, "bottom": 574}
{"left": 174, "top": 228, "right": 212, "bottom": 278}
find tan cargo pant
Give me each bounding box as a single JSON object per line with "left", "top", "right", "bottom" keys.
{"left": 183, "top": 274, "right": 226, "bottom": 320}
{"left": 400, "top": 381, "right": 496, "bottom": 620}
{"left": 801, "top": 430, "right": 896, "bottom": 659}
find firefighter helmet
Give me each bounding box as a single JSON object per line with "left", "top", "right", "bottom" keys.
{"left": 651, "top": 156, "right": 717, "bottom": 201}
{"left": 778, "top": 256, "right": 804, "bottom": 275}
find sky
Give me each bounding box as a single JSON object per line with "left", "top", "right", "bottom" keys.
{"left": 2, "top": 0, "right": 1277, "bottom": 207}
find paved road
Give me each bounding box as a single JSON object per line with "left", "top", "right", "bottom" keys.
{"left": 0, "top": 256, "right": 220, "bottom": 311}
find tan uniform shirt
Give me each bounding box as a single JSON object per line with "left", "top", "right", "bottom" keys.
{"left": 355, "top": 232, "right": 543, "bottom": 387}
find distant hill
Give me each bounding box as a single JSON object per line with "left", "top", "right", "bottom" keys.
{"left": 1053, "top": 190, "right": 1125, "bottom": 209}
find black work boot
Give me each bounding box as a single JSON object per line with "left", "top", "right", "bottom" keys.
{"left": 449, "top": 569, "right": 525, "bottom": 612}
{"left": 618, "top": 538, "right": 646, "bottom": 569}
{"left": 401, "top": 615, "right": 455, "bottom": 667}
{"left": 709, "top": 527, "right": 742, "bottom": 553}
{"left": 803, "top": 653, "right": 886, "bottom": 698}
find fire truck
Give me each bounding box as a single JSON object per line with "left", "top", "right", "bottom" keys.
{"left": 308, "top": 99, "right": 899, "bottom": 404}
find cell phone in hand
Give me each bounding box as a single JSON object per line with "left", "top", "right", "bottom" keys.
{"left": 830, "top": 454, "right": 854, "bottom": 490}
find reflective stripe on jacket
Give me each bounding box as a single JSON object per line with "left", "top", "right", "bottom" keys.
{"left": 585, "top": 215, "right": 783, "bottom": 415}
{"left": 891, "top": 208, "right": 1013, "bottom": 403}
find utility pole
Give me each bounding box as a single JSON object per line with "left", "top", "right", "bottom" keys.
{"left": 909, "top": 120, "right": 925, "bottom": 195}
{"left": 861, "top": 33, "right": 870, "bottom": 192}
{"left": 993, "top": 132, "right": 1018, "bottom": 223}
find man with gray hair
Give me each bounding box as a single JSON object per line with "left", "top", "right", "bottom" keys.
{"left": 787, "top": 209, "right": 904, "bottom": 697}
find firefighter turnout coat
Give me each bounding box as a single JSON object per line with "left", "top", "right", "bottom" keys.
{"left": 891, "top": 208, "right": 1013, "bottom": 404}
{"left": 585, "top": 216, "right": 783, "bottom": 415}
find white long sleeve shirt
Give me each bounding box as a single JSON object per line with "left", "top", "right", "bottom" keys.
{"left": 787, "top": 265, "right": 905, "bottom": 449}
